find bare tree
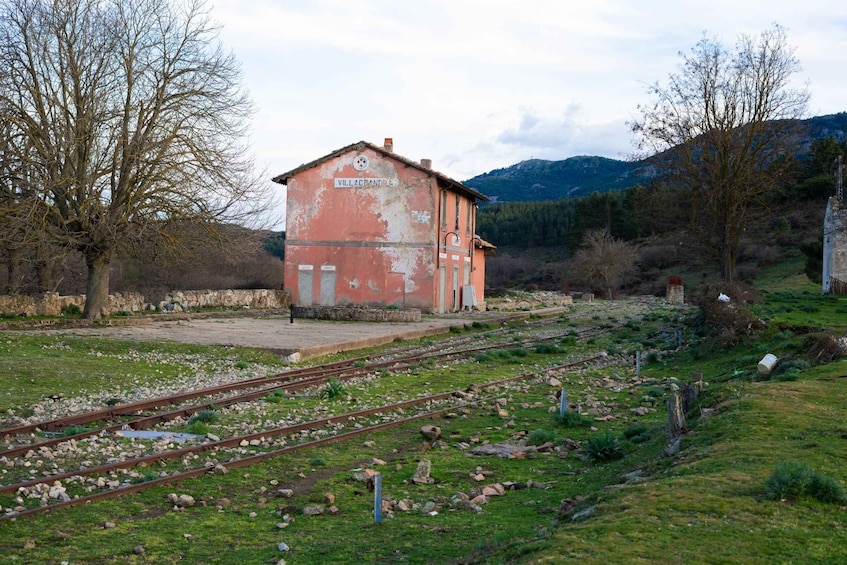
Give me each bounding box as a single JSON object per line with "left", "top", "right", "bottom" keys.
{"left": 0, "top": 0, "right": 274, "bottom": 319}
{"left": 570, "top": 230, "right": 638, "bottom": 299}
{"left": 631, "top": 25, "right": 808, "bottom": 281}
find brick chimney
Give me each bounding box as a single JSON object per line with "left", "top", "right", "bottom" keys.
{"left": 383, "top": 137, "right": 393, "bottom": 152}
{"left": 420, "top": 158, "right": 432, "bottom": 169}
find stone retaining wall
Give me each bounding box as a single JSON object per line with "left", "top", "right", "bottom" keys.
{"left": 0, "top": 292, "right": 145, "bottom": 317}
{"left": 0, "top": 289, "right": 289, "bottom": 317}
{"left": 164, "top": 289, "right": 290, "bottom": 310}
{"left": 292, "top": 305, "right": 421, "bottom": 322}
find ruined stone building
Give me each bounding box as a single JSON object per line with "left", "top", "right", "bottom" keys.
{"left": 822, "top": 194, "right": 847, "bottom": 294}
{"left": 272, "top": 139, "right": 495, "bottom": 312}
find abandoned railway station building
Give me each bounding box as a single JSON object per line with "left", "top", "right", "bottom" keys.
{"left": 272, "top": 138, "right": 495, "bottom": 313}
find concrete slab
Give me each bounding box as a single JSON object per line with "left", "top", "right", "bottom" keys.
{"left": 26, "top": 308, "right": 569, "bottom": 361}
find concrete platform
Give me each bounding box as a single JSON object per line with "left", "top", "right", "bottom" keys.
{"left": 30, "top": 308, "right": 570, "bottom": 361}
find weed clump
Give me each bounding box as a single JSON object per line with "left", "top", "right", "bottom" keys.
{"left": 691, "top": 281, "right": 764, "bottom": 346}
{"left": 264, "top": 390, "right": 285, "bottom": 403}
{"left": 60, "top": 425, "right": 94, "bottom": 437}
{"left": 188, "top": 409, "right": 219, "bottom": 425}
{"left": 61, "top": 304, "right": 82, "bottom": 317}
{"left": 803, "top": 333, "right": 847, "bottom": 365}
{"left": 526, "top": 429, "right": 556, "bottom": 446}
{"left": 552, "top": 410, "right": 591, "bottom": 428}
{"left": 622, "top": 423, "right": 651, "bottom": 444}
{"left": 765, "top": 461, "right": 847, "bottom": 504}
{"left": 584, "top": 431, "right": 625, "bottom": 462}
{"left": 320, "top": 378, "right": 346, "bottom": 401}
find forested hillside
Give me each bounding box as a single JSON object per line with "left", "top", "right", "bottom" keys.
{"left": 467, "top": 113, "right": 847, "bottom": 204}
{"left": 477, "top": 134, "right": 846, "bottom": 294}
{"left": 464, "top": 156, "right": 647, "bottom": 203}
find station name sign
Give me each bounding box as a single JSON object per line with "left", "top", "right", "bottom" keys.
{"left": 334, "top": 177, "right": 399, "bottom": 188}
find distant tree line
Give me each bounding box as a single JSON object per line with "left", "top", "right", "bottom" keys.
{"left": 0, "top": 223, "right": 284, "bottom": 303}
{"left": 477, "top": 135, "right": 845, "bottom": 292}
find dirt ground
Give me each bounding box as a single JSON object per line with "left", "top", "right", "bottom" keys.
{"left": 27, "top": 309, "right": 565, "bottom": 361}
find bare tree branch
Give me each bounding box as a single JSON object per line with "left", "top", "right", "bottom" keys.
{"left": 631, "top": 25, "right": 809, "bottom": 281}
{"left": 0, "top": 0, "right": 275, "bottom": 319}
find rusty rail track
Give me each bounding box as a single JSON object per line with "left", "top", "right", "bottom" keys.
{"left": 1, "top": 321, "right": 600, "bottom": 451}
{"left": 0, "top": 352, "right": 610, "bottom": 519}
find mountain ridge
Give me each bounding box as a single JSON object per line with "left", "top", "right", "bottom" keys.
{"left": 464, "top": 112, "right": 847, "bottom": 203}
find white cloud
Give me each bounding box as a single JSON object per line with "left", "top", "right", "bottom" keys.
{"left": 205, "top": 0, "right": 847, "bottom": 226}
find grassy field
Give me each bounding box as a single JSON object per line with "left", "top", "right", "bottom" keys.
{"left": 1, "top": 285, "right": 846, "bottom": 564}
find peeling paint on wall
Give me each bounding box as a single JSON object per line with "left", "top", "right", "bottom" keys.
{"left": 281, "top": 144, "right": 485, "bottom": 310}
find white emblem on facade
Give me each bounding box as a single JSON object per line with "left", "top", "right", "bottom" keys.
{"left": 352, "top": 154, "right": 369, "bottom": 171}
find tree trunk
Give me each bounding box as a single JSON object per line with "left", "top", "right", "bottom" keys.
{"left": 83, "top": 249, "right": 112, "bottom": 320}
{"left": 719, "top": 248, "right": 735, "bottom": 282}
{"left": 5, "top": 253, "right": 21, "bottom": 295}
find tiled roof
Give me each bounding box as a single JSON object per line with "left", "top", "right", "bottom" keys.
{"left": 271, "top": 141, "right": 489, "bottom": 202}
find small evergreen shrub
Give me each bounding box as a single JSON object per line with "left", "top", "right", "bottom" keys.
{"left": 534, "top": 344, "right": 562, "bottom": 354}
{"left": 235, "top": 360, "right": 249, "bottom": 369}
{"left": 766, "top": 461, "right": 847, "bottom": 504}
{"left": 809, "top": 473, "right": 847, "bottom": 504}
{"left": 473, "top": 352, "right": 493, "bottom": 363}
{"left": 526, "top": 429, "right": 557, "bottom": 446}
{"left": 584, "top": 431, "right": 625, "bottom": 462}
{"left": 623, "top": 423, "right": 651, "bottom": 444}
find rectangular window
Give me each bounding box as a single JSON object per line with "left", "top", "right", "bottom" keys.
{"left": 455, "top": 194, "right": 460, "bottom": 231}
{"left": 441, "top": 190, "right": 447, "bottom": 230}
{"left": 466, "top": 201, "right": 473, "bottom": 236}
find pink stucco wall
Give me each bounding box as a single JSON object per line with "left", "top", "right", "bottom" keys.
{"left": 284, "top": 145, "right": 482, "bottom": 311}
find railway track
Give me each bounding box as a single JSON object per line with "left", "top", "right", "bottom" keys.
{"left": 1, "top": 352, "right": 613, "bottom": 519}
{"left": 1, "top": 300, "right": 670, "bottom": 519}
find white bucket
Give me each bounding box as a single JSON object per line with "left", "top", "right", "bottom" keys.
{"left": 757, "top": 353, "right": 778, "bottom": 375}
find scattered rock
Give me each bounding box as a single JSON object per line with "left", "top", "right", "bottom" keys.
{"left": 411, "top": 459, "right": 434, "bottom": 485}
{"left": 664, "top": 438, "right": 681, "bottom": 457}
{"left": 134, "top": 545, "right": 145, "bottom": 555}
{"left": 419, "top": 425, "right": 442, "bottom": 441}
{"left": 302, "top": 505, "right": 324, "bottom": 516}
{"left": 572, "top": 505, "right": 597, "bottom": 521}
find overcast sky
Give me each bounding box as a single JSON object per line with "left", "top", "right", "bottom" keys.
{"left": 209, "top": 0, "right": 847, "bottom": 225}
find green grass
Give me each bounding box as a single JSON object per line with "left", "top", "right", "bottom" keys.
{"left": 2, "top": 289, "right": 847, "bottom": 563}
{"left": 0, "top": 334, "right": 285, "bottom": 413}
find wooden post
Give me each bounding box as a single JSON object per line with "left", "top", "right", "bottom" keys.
{"left": 666, "top": 392, "right": 685, "bottom": 440}
{"left": 373, "top": 473, "right": 383, "bottom": 524}
{"left": 559, "top": 388, "right": 567, "bottom": 417}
